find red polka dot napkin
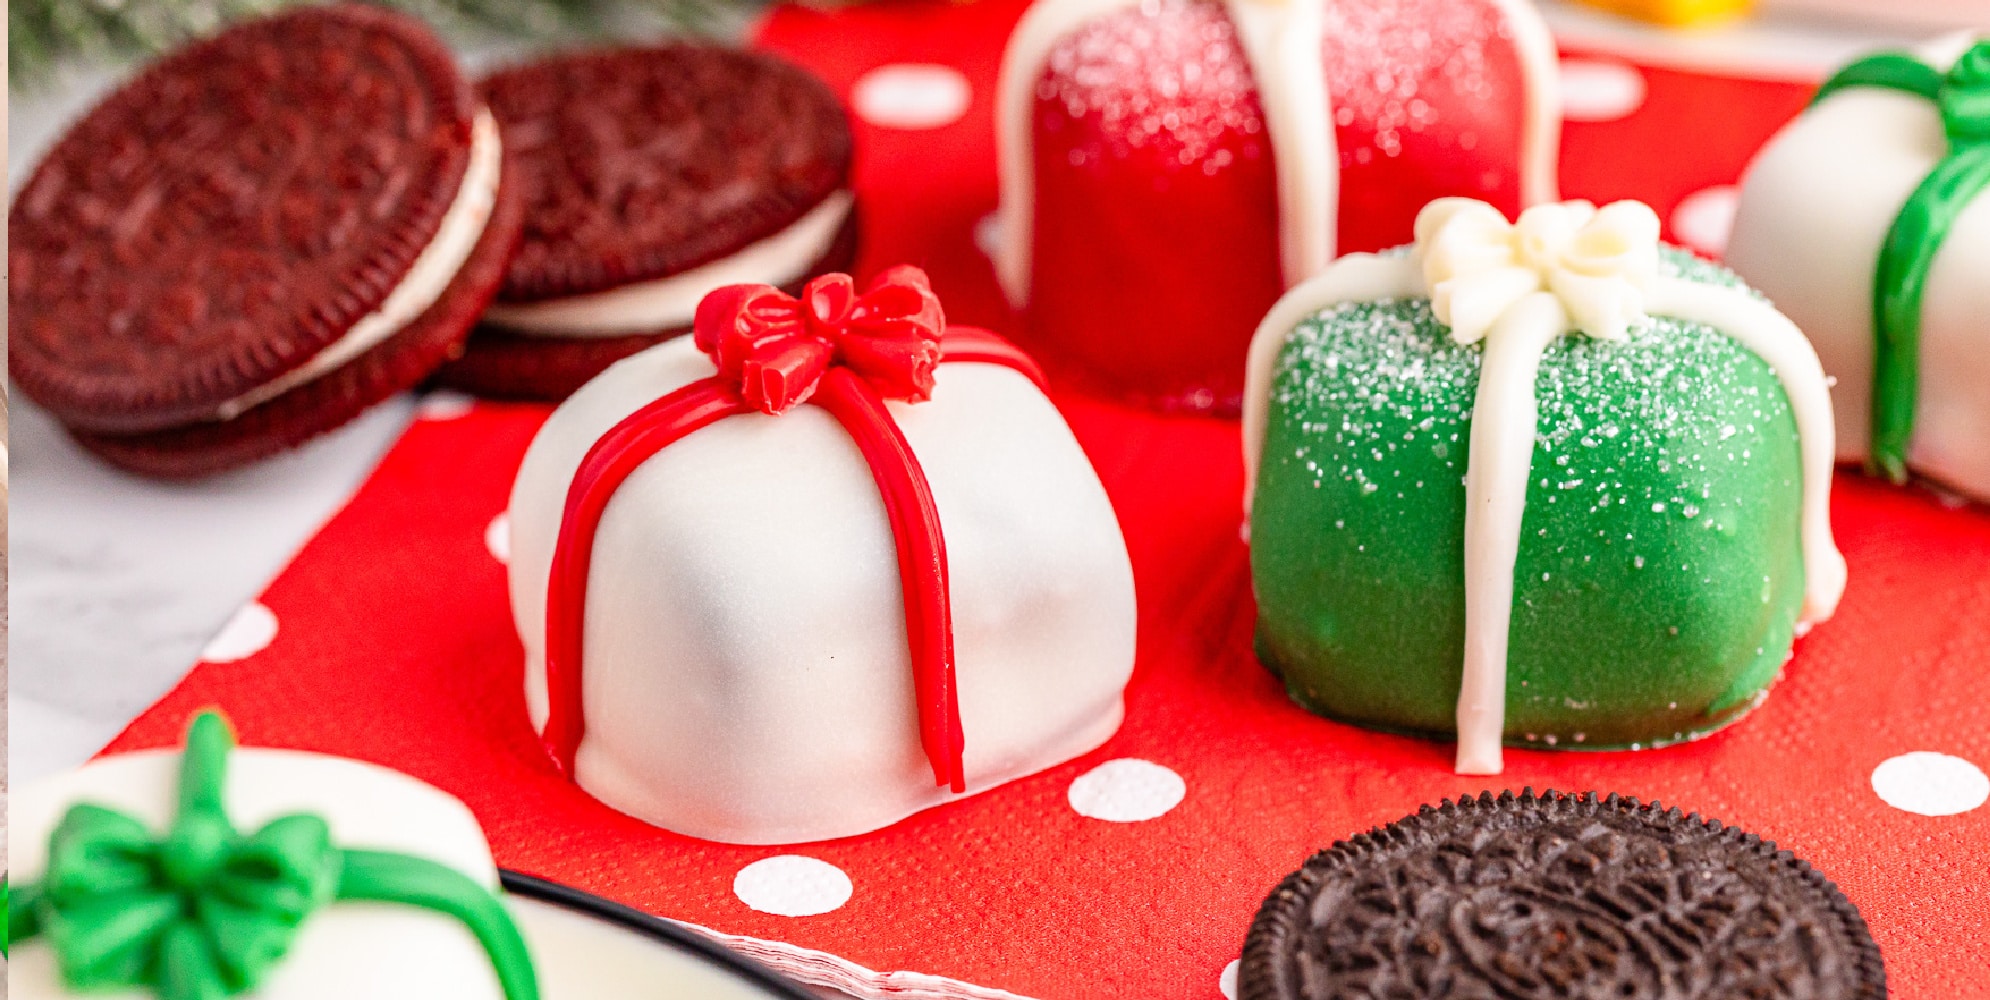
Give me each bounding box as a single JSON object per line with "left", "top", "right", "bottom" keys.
{"left": 106, "top": 3, "right": 1990, "bottom": 997}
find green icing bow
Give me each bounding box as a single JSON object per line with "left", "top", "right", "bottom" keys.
{"left": 1813, "top": 41, "right": 1990, "bottom": 483}
{"left": 5, "top": 712, "right": 540, "bottom": 1000}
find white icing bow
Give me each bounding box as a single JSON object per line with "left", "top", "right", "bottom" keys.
{"left": 1413, "top": 198, "right": 1662, "bottom": 346}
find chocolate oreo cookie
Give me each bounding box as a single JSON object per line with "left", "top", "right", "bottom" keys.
{"left": 1242, "top": 790, "right": 1884, "bottom": 1000}
{"left": 432, "top": 44, "right": 857, "bottom": 400}
{"left": 9, "top": 4, "right": 520, "bottom": 477}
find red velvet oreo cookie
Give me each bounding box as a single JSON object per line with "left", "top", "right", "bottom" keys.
{"left": 432, "top": 44, "right": 857, "bottom": 400}
{"left": 8, "top": 4, "right": 520, "bottom": 477}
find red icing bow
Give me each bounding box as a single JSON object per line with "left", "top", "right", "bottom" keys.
{"left": 543, "top": 267, "right": 1045, "bottom": 800}
{"left": 693, "top": 266, "right": 947, "bottom": 414}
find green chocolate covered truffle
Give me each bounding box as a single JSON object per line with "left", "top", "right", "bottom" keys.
{"left": 1250, "top": 250, "right": 1807, "bottom": 750}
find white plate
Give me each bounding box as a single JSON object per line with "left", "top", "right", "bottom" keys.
{"left": 505, "top": 872, "right": 817, "bottom": 1000}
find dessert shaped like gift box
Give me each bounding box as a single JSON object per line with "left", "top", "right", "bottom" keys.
{"left": 995, "top": 0, "right": 1560, "bottom": 412}
{"left": 9, "top": 712, "right": 541, "bottom": 1000}
{"left": 508, "top": 267, "right": 1137, "bottom": 844}
{"left": 1726, "top": 36, "right": 1990, "bottom": 502}
{"left": 9, "top": 712, "right": 813, "bottom": 1000}
{"left": 1242, "top": 198, "right": 1847, "bottom": 775}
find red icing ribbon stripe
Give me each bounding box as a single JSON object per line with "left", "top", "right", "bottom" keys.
{"left": 541, "top": 267, "right": 1043, "bottom": 794}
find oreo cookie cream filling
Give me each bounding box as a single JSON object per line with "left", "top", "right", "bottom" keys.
{"left": 480, "top": 190, "right": 854, "bottom": 337}
{"left": 218, "top": 110, "right": 505, "bottom": 419}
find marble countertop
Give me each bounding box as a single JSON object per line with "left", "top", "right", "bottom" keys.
{"left": 7, "top": 390, "right": 414, "bottom": 785}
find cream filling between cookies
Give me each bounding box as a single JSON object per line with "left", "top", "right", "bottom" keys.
{"left": 214, "top": 109, "right": 504, "bottom": 421}
{"left": 479, "top": 190, "right": 856, "bottom": 338}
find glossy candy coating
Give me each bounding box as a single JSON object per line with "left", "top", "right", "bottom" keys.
{"left": 1022, "top": 0, "right": 1537, "bottom": 412}
{"left": 1250, "top": 252, "right": 1807, "bottom": 749}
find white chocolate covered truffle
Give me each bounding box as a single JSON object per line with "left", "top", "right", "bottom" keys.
{"left": 11, "top": 745, "right": 513, "bottom": 1000}
{"left": 507, "top": 334, "right": 1138, "bottom": 844}
{"left": 1726, "top": 35, "right": 1990, "bottom": 501}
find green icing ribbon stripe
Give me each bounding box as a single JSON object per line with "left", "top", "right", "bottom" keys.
{"left": 5, "top": 713, "right": 540, "bottom": 1000}
{"left": 1812, "top": 41, "right": 1990, "bottom": 483}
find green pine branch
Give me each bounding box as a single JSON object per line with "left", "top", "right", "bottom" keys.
{"left": 9, "top": 0, "right": 759, "bottom": 88}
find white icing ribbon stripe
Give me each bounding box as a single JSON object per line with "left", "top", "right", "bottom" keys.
{"left": 1416, "top": 198, "right": 1659, "bottom": 346}
{"left": 1430, "top": 199, "right": 1667, "bottom": 775}
{"left": 1241, "top": 198, "right": 1846, "bottom": 776}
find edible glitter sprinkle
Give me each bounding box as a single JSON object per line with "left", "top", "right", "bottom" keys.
{"left": 1322, "top": 0, "right": 1510, "bottom": 166}
{"left": 1268, "top": 249, "right": 1796, "bottom": 555}
{"left": 1031, "top": 0, "right": 1530, "bottom": 216}
{"left": 1038, "top": 0, "right": 1266, "bottom": 173}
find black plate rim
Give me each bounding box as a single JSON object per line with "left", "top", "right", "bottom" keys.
{"left": 499, "top": 868, "right": 821, "bottom": 1000}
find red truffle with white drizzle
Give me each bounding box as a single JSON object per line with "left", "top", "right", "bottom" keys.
{"left": 997, "top": 0, "right": 1561, "bottom": 413}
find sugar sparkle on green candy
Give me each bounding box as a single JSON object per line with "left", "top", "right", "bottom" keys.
{"left": 1250, "top": 250, "right": 1807, "bottom": 750}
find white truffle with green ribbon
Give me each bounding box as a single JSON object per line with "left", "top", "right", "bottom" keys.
{"left": 1726, "top": 34, "right": 1990, "bottom": 502}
